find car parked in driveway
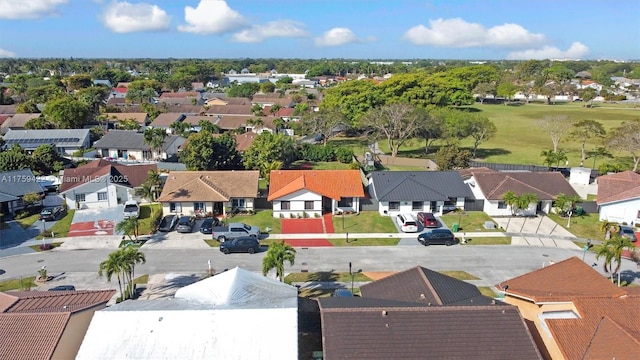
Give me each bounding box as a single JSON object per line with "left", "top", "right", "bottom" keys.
{"left": 619, "top": 225, "right": 638, "bottom": 242}
{"left": 396, "top": 213, "right": 419, "bottom": 233}
{"left": 417, "top": 229, "right": 456, "bottom": 246}
{"left": 39, "top": 207, "right": 63, "bottom": 221}
{"left": 417, "top": 212, "right": 439, "bottom": 228}
{"left": 123, "top": 200, "right": 140, "bottom": 219}
{"left": 176, "top": 216, "right": 196, "bottom": 233}
{"left": 199, "top": 217, "right": 220, "bottom": 234}
{"left": 219, "top": 236, "right": 261, "bottom": 254}
{"left": 158, "top": 215, "right": 178, "bottom": 232}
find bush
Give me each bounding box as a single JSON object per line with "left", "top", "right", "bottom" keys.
{"left": 349, "top": 162, "right": 361, "bottom": 170}
{"left": 335, "top": 147, "right": 354, "bottom": 163}
{"left": 40, "top": 230, "right": 53, "bottom": 238}
{"left": 39, "top": 243, "right": 52, "bottom": 251}
{"left": 15, "top": 210, "right": 31, "bottom": 219}
{"left": 299, "top": 143, "right": 335, "bottom": 162}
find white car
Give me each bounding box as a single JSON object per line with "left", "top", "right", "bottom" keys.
{"left": 123, "top": 200, "right": 140, "bottom": 219}
{"left": 396, "top": 213, "right": 419, "bottom": 233}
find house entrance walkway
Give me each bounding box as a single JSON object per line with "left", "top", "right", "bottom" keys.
{"left": 280, "top": 214, "right": 334, "bottom": 247}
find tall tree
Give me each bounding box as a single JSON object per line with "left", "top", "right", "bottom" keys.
{"left": 121, "top": 247, "right": 146, "bottom": 296}
{"left": 31, "top": 144, "right": 62, "bottom": 175}
{"left": 607, "top": 120, "right": 640, "bottom": 171}
{"left": 169, "top": 121, "right": 192, "bottom": 138}
{"left": 536, "top": 115, "right": 574, "bottom": 153}
{"left": 434, "top": 143, "right": 471, "bottom": 170}
{"left": 301, "top": 107, "right": 346, "bottom": 145}
{"left": 243, "top": 132, "right": 297, "bottom": 178}
{"left": 179, "top": 131, "right": 240, "bottom": 171}
{"left": 262, "top": 240, "right": 296, "bottom": 282}
{"left": 472, "top": 82, "right": 497, "bottom": 104}
{"left": 98, "top": 250, "right": 125, "bottom": 299}
{"left": 42, "top": 96, "right": 91, "bottom": 128}
{"left": 466, "top": 114, "right": 497, "bottom": 158}
{"left": 540, "top": 149, "right": 568, "bottom": 170}
{"left": 362, "top": 103, "right": 424, "bottom": 157}
{"left": 496, "top": 82, "right": 518, "bottom": 104}
{"left": 570, "top": 120, "right": 606, "bottom": 166}
{"left": 116, "top": 217, "right": 139, "bottom": 241}
{"left": 143, "top": 127, "right": 168, "bottom": 160}
{"left": 596, "top": 235, "right": 636, "bottom": 284}
{"left": 0, "top": 144, "right": 32, "bottom": 171}
{"left": 579, "top": 87, "right": 598, "bottom": 107}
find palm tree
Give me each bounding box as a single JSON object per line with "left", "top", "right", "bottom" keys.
{"left": 116, "top": 217, "right": 139, "bottom": 241}
{"left": 122, "top": 247, "right": 146, "bottom": 296}
{"left": 269, "top": 104, "right": 282, "bottom": 116}
{"left": 595, "top": 235, "right": 635, "bottom": 285}
{"left": 502, "top": 191, "right": 518, "bottom": 216}
{"left": 143, "top": 127, "right": 167, "bottom": 160}
{"left": 516, "top": 193, "right": 539, "bottom": 215}
{"left": 262, "top": 241, "right": 296, "bottom": 282}
{"left": 99, "top": 251, "right": 125, "bottom": 299}
{"left": 143, "top": 169, "right": 162, "bottom": 201}
{"left": 169, "top": 121, "right": 192, "bottom": 138}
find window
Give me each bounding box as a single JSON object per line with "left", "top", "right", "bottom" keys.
{"left": 170, "top": 202, "right": 182, "bottom": 213}
{"left": 412, "top": 201, "right": 423, "bottom": 211}
{"left": 498, "top": 201, "right": 507, "bottom": 209}
{"left": 305, "top": 201, "right": 314, "bottom": 210}
{"left": 232, "top": 198, "right": 245, "bottom": 208}
{"left": 389, "top": 202, "right": 400, "bottom": 210}
{"left": 98, "top": 192, "right": 108, "bottom": 201}
{"left": 75, "top": 193, "right": 86, "bottom": 202}
{"left": 281, "top": 201, "right": 290, "bottom": 210}
{"left": 194, "top": 202, "right": 205, "bottom": 211}
{"left": 338, "top": 198, "right": 353, "bottom": 207}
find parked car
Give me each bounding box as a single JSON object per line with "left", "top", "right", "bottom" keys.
{"left": 176, "top": 216, "right": 196, "bottom": 233}
{"left": 219, "top": 236, "right": 261, "bottom": 254}
{"left": 417, "top": 212, "right": 439, "bottom": 228}
{"left": 417, "top": 229, "right": 456, "bottom": 246}
{"left": 212, "top": 222, "right": 261, "bottom": 242}
{"left": 619, "top": 225, "right": 638, "bottom": 242}
{"left": 158, "top": 215, "right": 178, "bottom": 232}
{"left": 396, "top": 213, "right": 419, "bottom": 233}
{"left": 199, "top": 217, "right": 220, "bottom": 234}
{"left": 123, "top": 200, "right": 140, "bottom": 219}
{"left": 48, "top": 285, "right": 76, "bottom": 291}
{"left": 39, "top": 207, "right": 63, "bottom": 221}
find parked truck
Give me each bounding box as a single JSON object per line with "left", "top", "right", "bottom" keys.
{"left": 212, "top": 222, "right": 261, "bottom": 242}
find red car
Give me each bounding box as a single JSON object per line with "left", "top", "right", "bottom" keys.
{"left": 417, "top": 212, "right": 439, "bottom": 228}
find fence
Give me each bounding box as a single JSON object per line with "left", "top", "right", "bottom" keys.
{"left": 376, "top": 155, "right": 438, "bottom": 170}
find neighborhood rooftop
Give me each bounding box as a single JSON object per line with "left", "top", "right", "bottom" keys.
{"left": 2, "top": 129, "right": 91, "bottom": 148}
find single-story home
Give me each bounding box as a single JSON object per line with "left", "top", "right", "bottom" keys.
{"left": 367, "top": 171, "right": 473, "bottom": 216}
{"left": 0, "top": 113, "right": 42, "bottom": 133}
{"left": 267, "top": 170, "right": 365, "bottom": 218}
{"left": 157, "top": 170, "right": 259, "bottom": 217}
{"left": 93, "top": 130, "right": 185, "bottom": 161}
{"left": 59, "top": 159, "right": 157, "bottom": 210}
{"left": 2, "top": 128, "right": 92, "bottom": 155}
{"left": 464, "top": 170, "right": 580, "bottom": 216}
{"left": 148, "top": 113, "right": 186, "bottom": 130}
{"left": 0, "top": 169, "right": 45, "bottom": 216}
{"left": 103, "top": 112, "right": 149, "bottom": 127}
{"left": 596, "top": 170, "right": 640, "bottom": 224}
{"left": 203, "top": 96, "right": 251, "bottom": 106}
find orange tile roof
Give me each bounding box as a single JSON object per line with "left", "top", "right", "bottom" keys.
{"left": 0, "top": 313, "right": 71, "bottom": 360}
{"left": 596, "top": 170, "right": 640, "bottom": 205}
{"left": 157, "top": 170, "right": 259, "bottom": 202}
{"left": 268, "top": 170, "right": 364, "bottom": 201}
{"left": 1, "top": 289, "right": 116, "bottom": 313}
{"left": 497, "top": 257, "right": 627, "bottom": 302}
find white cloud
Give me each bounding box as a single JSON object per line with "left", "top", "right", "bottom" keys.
{"left": 507, "top": 42, "right": 590, "bottom": 60}
{"left": 403, "top": 18, "right": 545, "bottom": 49}
{"left": 101, "top": 1, "right": 171, "bottom": 33}
{"left": 232, "top": 20, "right": 309, "bottom": 43}
{"left": 0, "top": 48, "right": 17, "bottom": 57}
{"left": 178, "top": 0, "right": 246, "bottom": 35}
{"left": 0, "top": 0, "right": 67, "bottom": 19}
{"left": 315, "top": 27, "right": 373, "bottom": 47}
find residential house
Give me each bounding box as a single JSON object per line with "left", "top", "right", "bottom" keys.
{"left": 368, "top": 171, "right": 473, "bottom": 216}
{"left": 104, "top": 112, "right": 149, "bottom": 127}
{"left": 93, "top": 130, "right": 185, "bottom": 161}
{"left": 93, "top": 79, "right": 112, "bottom": 87}
{"left": 77, "top": 267, "right": 298, "bottom": 360}
{"left": 157, "top": 170, "right": 259, "bottom": 217}
{"left": 0, "top": 289, "right": 115, "bottom": 360}
{"left": 148, "top": 113, "right": 186, "bottom": 131}
{"left": 161, "top": 104, "right": 204, "bottom": 115}
{"left": 0, "top": 169, "right": 45, "bottom": 216}
{"left": 109, "top": 86, "right": 128, "bottom": 99}
{"left": 251, "top": 94, "right": 296, "bottom": 108}
{"left": 2, "top": 128, "right": 91, "bottom": 155}
{"left": 0, "top": 113, "right": 42, "bottom": 133}
{"left": 497, "top": 257, "right": 640, "bottom": 360}
{"left": 209, "top": 114, "right": 277, "bottom": 134}
{"left": 0, "top": 104, "right": 17, "bottom": 115}
{"left": 317, "top": 266, "right": 542, "bottom": 359}
{"left": 464, "top": 170, "right": 580, "bottom": 216}
{"left": 203, "top": 96, "right": 251, "bottom": 106}
{"left": 268, "top": 170, "right": 365, "bottom": 218}
{"left": 205, "top": 104, "right": 253, "bottom": 116}
{"left": 158, "top": 91, "right": 201, "bottom": 105}
{"left": 59, "top": 159, "right": 157, "bottom": 209}
{"left": 596, "top": 170, "right": 640, "bottom": 224}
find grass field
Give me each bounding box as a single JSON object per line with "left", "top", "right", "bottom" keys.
{"left": 440, "top": 211, "right": 502, "bottom": 232}
{"left": 36, "top": 210, "right": 75, "bottom": 239}
{"left": 225, "top": 210, "right": 282, "bottom": 234}
{"left": 138, "top": 204, "right": 162, "bottom": 235}
{"left": 333, "top": 211, "right": 397, "bottom": 233}
{"left": 546, "top": 212, "right": 603, "bottom": 240}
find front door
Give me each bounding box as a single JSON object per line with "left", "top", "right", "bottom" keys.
{"left": 322, "top": 197, "right": 332, "bottom": 213}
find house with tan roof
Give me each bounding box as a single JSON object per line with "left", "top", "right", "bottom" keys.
{"left": 497, "top": 257, "right": 640, "bottom": 360}
{"left": 60, "top": 159, "right": 157, "bottom": 209}
{"left": 317, "top": 266, "right": 542, "bottom": 359}
{"left": 0, "top": 113, "right": 42, "bottom": 132}
{"left": 596, "top": 170, "right": 640, "bottom": 225}
{"left": 464, "top": 170, "right": 579, "bottom": 216}
{"left": 204, "top": 96, "right": 251, "bottom": 106}
{"left": 267, "top": 170, "right": 365, "bottom": 218}
{"left": 252, "top": 94, "right": 296, "bottom": 108}
{"left": 104, "top": 112, "right": 149, "bottom": 127}
{"left": 0, "top": 289, "right": 115, "bottom": 360}
{"left": 205, "top": 104, "right": 254, "bottom": 116}
{"left": 157, "top": 170, "right": 259, "bottom": 217}
{"left": 148, "top": 112, "right": 186, "bottom": 129}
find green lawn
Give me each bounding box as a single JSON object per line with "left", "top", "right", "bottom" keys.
{"left": 0, "top": 276, "right": 36, "bottom": 291}
{"left": 546, "top": 212, "right": 603, "bottom": 241}
{"left": 138, "top": 204, "right": 162, "bottom": 235}
{"left": 440, "top": 211, "right": 502, "bottom": 232}
{"left": 37, "top": 210, "right": 74, "bottom": 239}
{"left": 332, "top": 211, "right": 397, "bottom": 233}
{"left": 440, "top": 270, "right": 480, "bottom": 280}
{"left": 289, "top": 160, "right": 353, "bottom": 170}
{"left": 478, "top": 286, "right": 498, "bottom": 298}
{"left": 463, "top": 237, "right": 512, "bottom": 245}
{"left": 329, "top": 237, "right": 400, "bottom": 246}
{"left": 284, "top": 271, "right": 373, "bottom": 284}
{"left": 16, "top": 213, "right": 39, "bottom": 229}
{"left": 225, "top": 210, "right": 282, "bottom": 234}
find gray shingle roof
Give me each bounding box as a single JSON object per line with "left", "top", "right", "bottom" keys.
{"left": 93, "top": 130, "right": 184, "bottom": 152}
{"left": 369, "top": 171, "right": 473, "bottom": 201}
{"left": 0, "top": 169, "right": 45, "bottom": 198}
{"left": 2, "top": 129, "right": 90, "bottom": 148}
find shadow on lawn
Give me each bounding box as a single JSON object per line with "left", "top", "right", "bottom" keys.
{"left": 473, "top": 147, "right": 512, "bottom": 159}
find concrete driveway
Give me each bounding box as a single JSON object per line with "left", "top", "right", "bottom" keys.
{"left": 68, "top": 205, "right": 124, "bottom": 237}
{"left": 493, "top": 215, "right": 580, "bottom": 249}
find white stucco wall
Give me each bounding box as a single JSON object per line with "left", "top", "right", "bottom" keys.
{"left": 162, "top": 199, "right": 254, "bottom": 217}
{"left": 272, "top": 190, "right": 322, "bottom": 218}
{"left": 63, "top": 181, "right": 123, "bottom": 210}
{"left": 599, "top": 198, "right": 640, "bottom": 225}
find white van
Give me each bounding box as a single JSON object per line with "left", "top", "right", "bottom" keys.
{"left": 396, "top": 213, "right": 419, "bottom": 233}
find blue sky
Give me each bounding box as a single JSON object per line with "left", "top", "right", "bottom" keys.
{"left": 0, "top": 0, "right": 638, "bottom": 60}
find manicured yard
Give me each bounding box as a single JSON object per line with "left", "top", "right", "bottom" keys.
{"left": 546, "top": 212, "right": 604, "bottom": 241}
{"left": 0, "top": 276, "right": 36, "bottom": 291}
{"left": 440, "top": 270, "right": 480, "bottom": 280}
{"left": 462, "top": 237, "right": 512, "bottom": 245}
{"left": 440, "top": 211, "right": 502, "bottom": 232}
{"left": 333, "top": 211, "right": 397, "bottom": 233}
{"left": 138, "top": 204, "right": 162, "bottom": 235}
{"left": 329, "top": 237, "right": 400, "bottom": 246}
{"left": 36, "top": 210, "right": 75, "bottom": 239}
{"left": 225, "top": 210, "right": 282, "bottom": 234}
{"left": 16, "top": 213, "right": 39, "bottom": 229}
{"left": 284, "top": 271, "right": 373, "bottom": 284}
{"left": 28, "top": 242, "right": 62, "bottom": 251}
{"left": 478, "top": 286, "right": 498, "bottom": 298}
{"left": 289, "top": 160, "right": 353, "bottom": 170}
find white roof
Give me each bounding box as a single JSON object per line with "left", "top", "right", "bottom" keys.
{"left": 76, "top": 268, "right": 299, "bottom": 360}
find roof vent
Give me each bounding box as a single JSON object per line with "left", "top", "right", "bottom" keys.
{"left": 381, "top": 310, "right": 387, "bottom": 316}
{"left": 420, "top": 293, "right": 425, "bottom": 299}
{"left": 159, "top": 316, "right": 163, "bottom": 322}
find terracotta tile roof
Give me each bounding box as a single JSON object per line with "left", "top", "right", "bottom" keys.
{"left": 182, "top": 115, "right": 211, "bottom": 125}
{"left": 211, "top": 115, "right": 258, "bottom": 130}
{"left": 157, "top": 97, "right": 196, "bottom": 105}
{"left": 104, "top": 112, "right": 149, "bottom": 125}
{"left": 159, "top": 91, "right": 198, "bottom": 98}
{"left": 205, "top": 104, "right": 253, "bottom": 115}
{"left": 473, "top": 171, "right": 579, "bottom": 200}
{"left": 596, "top": 170, "right": 640, "bottom": 205}
{"left": 204, "top": 96, "right": 252, "bottom": 106}
{"left": 113, "top": 87, "right": 128, "bottom": 93}
{"left": 231, "top": 132, "right": 256, "bottom": 151}
{"left": 497, "top": 257, "right": 627, "bottom": 302}
{"left": 60, "top": 159, "right": 157, "bottom": 192}
{"left": 268, "top": 170, "right": 364, "bottom": 201}
{"left": 0, "top": 114, "right": 10, "bottom": 126}
{"left": 547, "top": 296, "right": 640, "bottom": 360}
{"left": 0, "top": 313, "right": 71, "bottom": 360}
{"left": 149, "top": 112, "right": 185, "bottom": 127}
{"left": 318, "top": 305, "right": 542, "bottom": 359}
{"left": 157, "top": 170, "right": 259, "bottom": 202}
{"left": 264, "top": 106, "right": 295, "bottom": 117}
{"left": 116, "top": 82, "right": 131, "bottom": 88}
{"left": 1, "top": 289, "right": 115, "bottom": 313}
{"left": 458, "top": 167, "right": 496, "bottom": 179}
{"left": 162, "top": 104, "right": 205, "bottom": 114}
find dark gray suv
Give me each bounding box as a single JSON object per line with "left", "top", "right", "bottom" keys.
{"left": 417, "top": 229, "right": 455, "bottom": 246}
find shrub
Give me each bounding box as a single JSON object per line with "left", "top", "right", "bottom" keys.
{"left": 15, "top": 210, "right": 31, "bottom": 219}
{"left": 290, "top": 213, "right": 296, "bottom": 218}
{"left": 349, "top": 162, "right": 361, "bottom": 170}
{"left": 302, "top": 211, "right": 307, "bottom": 218}
{"left": 279, "top": 213, "right": 284, "bottom": 218}
{"left": 40, "top": 230, "right": 53, "bottom": 238}
{"left": 299, "top": 143, "right": 335, "bottom": 162}
{"left": 39, "top": 243, "right": 52, "bottom": 251}
{"left": 336, "top": 147, "right": 354, "bottom": 163}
